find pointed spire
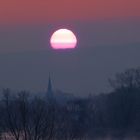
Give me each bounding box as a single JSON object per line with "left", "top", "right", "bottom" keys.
{"left": 48, "top": 75, "right": 52, "bottom": 93}
{"left": 46, "top": 74, "right": 53, "bottom": 100}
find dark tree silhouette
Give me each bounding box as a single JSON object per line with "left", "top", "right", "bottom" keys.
{"left": 0, "top": 67, "right": 140, "bottom": 139}
{"left": 1, "top": 90, "right": 56, "bottom": 140}
{"left": 109, "top": 67, "right": 140, "bottom": 90}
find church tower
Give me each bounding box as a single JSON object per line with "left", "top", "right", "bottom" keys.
{"left": 46, "top": 75, "right": 54, "bottom": 101}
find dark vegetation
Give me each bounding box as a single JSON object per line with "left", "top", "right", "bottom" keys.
{"left": 0, "top": 67, "right": 140, "bottom": 140}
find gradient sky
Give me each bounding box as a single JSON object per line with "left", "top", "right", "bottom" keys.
{"left": 0, "top": 0, "right": 140, "bottom": 24}
{"left": 0, "top": 0, "right": 140, "bottom": 95}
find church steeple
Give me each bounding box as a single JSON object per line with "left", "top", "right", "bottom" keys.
{"left": 48, "top": 75, "right": 52, "bottom": 93}
{"left": 46, "top": 75, "right": 53, "bottom": 100}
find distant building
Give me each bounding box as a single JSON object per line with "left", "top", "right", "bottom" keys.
{"left": 46, "top": 75, "right": 54, "bottom": 103}
{"left": 46, "top": 75, "right": 75, "bottom": 104}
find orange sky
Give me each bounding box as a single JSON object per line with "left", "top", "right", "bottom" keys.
{"left": 0, "top": 0, "right": 140, "bottom": 24}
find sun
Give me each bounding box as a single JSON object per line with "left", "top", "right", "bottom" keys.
{"left": 50, "top": 29, "right": 77, "bottom": 49}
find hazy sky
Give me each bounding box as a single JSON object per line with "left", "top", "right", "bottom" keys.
{"left": 0, "top": 0, "right": 140, "bottom": 25}
{"left": 0, "top": 0, "right": 140, "bottom": 95}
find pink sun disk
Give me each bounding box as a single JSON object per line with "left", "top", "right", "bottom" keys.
{"left": 50, "top": 29, "right": 77, "bottom": 49}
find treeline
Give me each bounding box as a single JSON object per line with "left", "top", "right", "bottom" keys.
{"left": 0, "top": 67, "right": 140, "bottom": 140}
